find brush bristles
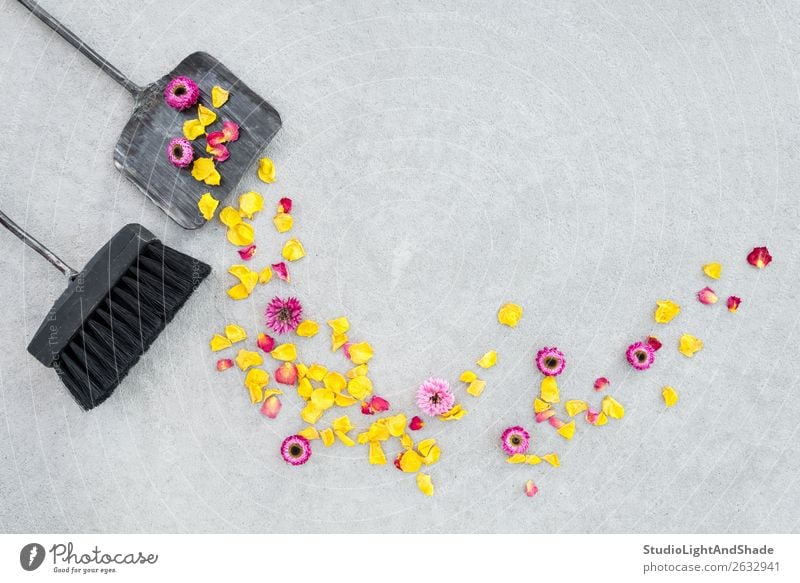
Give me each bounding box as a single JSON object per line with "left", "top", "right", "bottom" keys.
{"left": 55, "top": 242, "right": 210, "bottom": 410}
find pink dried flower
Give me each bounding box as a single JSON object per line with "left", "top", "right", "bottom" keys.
{"left": 164, "top": 76, "right": 199, "bottom": 110}
{"left": 416, "top": 377, "right": 455, "bottom": 416}
{"left": 501, "top": 425, "right": 530, "bottom": 455}
{"left": 626, "top": 341, "right": 655, "bottom": 371}
{"left": 280, "top": 435, "right": 311, "bottom": 466}
{"left": 166, "top": 137, "right": 193, "bottom": 168}
{"left": 265, "top": 296, "right": 303, "bottom": 335}
{"left": 535, "top": 347, "right": 566, "bottom": 376}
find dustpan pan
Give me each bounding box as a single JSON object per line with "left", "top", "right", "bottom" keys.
{"left": 17, "top": 0, "right": 282, "bottom": 230}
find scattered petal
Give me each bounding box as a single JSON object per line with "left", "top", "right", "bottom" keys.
{"left": 235, "top": 349, "right": 263, "bottom": 371}
{"left": 261, "top": 395, "right": 281, "bottom": 418}
{"left": 438, "top": 404, "right": 467, "bottom": 420}
{"left": 256, "top": 333, "right": 275, "bottom": 353}
{"left": 227, "top": 222, "right": 255, "bottom": 246}
{"left": 203, "top": 169, "right": 221, "bottom": 186}
{"left": 228, "top": 265, "right": 259, "bottom": 293}
{"left": 535, "top": 409, "right": 556, "bottom": 423}
{"left": 347, "top": 376, "right": 373, "bottom": 400}
{"left": 396, "top": 449, "right": 423, "bottom": 473}
{"left": 654, "top": 299, "right": 681, "bottom": 324}
{"left": 533, "top": 398, "right": 551, "bottom": 413}
{"left": 328, "top": 317, "right": 350, "bottom": 335}
{"left": 219, "top": 206, "right": 242, "bottom": 227}
{"left": 320, "top": 427, "right": 335, "bottom": 447}
{"left": 335, "top": 393, "right": 357, "bottom": 407}
{"left": 459, "top": 370, "right": 477, "bottom": 383}
{"left": 206, "top": 131, "right": 225, "bottom": 147}
{"left": 331, "top": 333, "right": 348, "bottom": 351}
{"left": 368, "top": 441, "right": 387, "bottom": 465}
{"left": 525, "top": 455, "right": 542, "bottom": 465}
{"left": 556, "top": 420, "right": 576, "bottom": 440}
{"left": 273, "top": 212, "right": 293, "bottom": 233}
{"left": 747, "top": 246, "right": 772, "bottom": 269}
{"left": 540, "top": 376, "right": 560, "bottom": 403}
{"left": 271, "top": 343, "right": 298, "bottom": 361}
{"left": 183, "top": 119, "right": 205, "bottom": 140}
{"left": 197, "top": 104, "right": 217, "bottom": 126}
{"left": 466, "top": 379, "right": 486, "bottom": 397}
{"left": 542, "top": 453, "right": 560, "bottom": 467}
{"left": 237, "top": 244, "right": 256, "bottom": 261}
{"left": 497, "top": 303, "right": 523, "bottom": 327}
{"left": 197, "top": 192, "right": 219, "bottom": 220}
{"left": 727, "top": 295, "right": 741, "bottom": 313}
{"left": 565, "top": 400, "right": 588, "bottom": 417}
{"left": 239, "top": 191, "right": 264, "bottom": 220}
{"left": 662, "top": 386, "right": 679, "bottom": 407}
{"left": 678, "top": 334, "right": 704, "bottom": 358}
{"left": 416, "top": 473, "right": 434, "bottom": 496}
{"left": 506, "top": 454, "right": 526, "bottom": 464}
{"left": 282, "top": 238, "right": 306, "bottom": 262}
{"left": 246, "top": 384, "right": 263, "bottom": 404}
{"left": 602, "top": 395, "right": 625, "bottom": 419}
{"left": 370, "top": 395, "right": 390, "bottom": 413}
{"left": 297, "top": 378, "right": 313, "bottom": 400}
{"left": 409, "top": 416, "right": 424, "bottom": 431}
{"left": 222, "top": 120, "right": 239, "bottom": 142}
{"left": 258, "top": 266, "right": 273, "bottom": 284}
{"left": 191, "top": 157, "right": 215, "bottom": 181}
{"left": 211, "top": 85, "right": 229, "bottom": 108}
{"left": 206, "top": 142, "right": 229, "bottom": 162}
{"left": 323, "top": 372, "right": 346, "bottom": 393}
{"left": 476, "top": 350, "right": 497, "bottom": 369}
{"left": 307, "top": 364, "right": 327, "bottom": 382}
{"left": 348, "top": 342, "right": 374, "bottom": 365}
{"left": 593, "top": 377, "right": 609, "bottom": 391}
{"left": 525, "top": 480, "right": 539, "bottom": 497}
{"left": 301, "top": 403, "right": 324, "bottom": 425}
{"left": 216, "top": 358, "right": 233, "bottom": 371}
{"left": 386, "top": 414, "right": 407, "bottom": 437}
{"left": 224, "top": 324, "right": 247, "bottom": 343}
{"left": 298, "top": 426, "right": 319, "bottom": 441}
{"left": 646, "top": 336, "right": 663, "bottom": 351}
{"left": 272, "top": 262, "right": 289, "bottom": 282}
{"left": 275, "top": 362, "right": 298, "bottom": 385}
{"left": 226, "top": 283, "right": 249, "bottom": 300}
{"left": 296, "top": 320, "right": 320, "bottom": 337}
{"left": 209, "top": 334, "right": 232, "bottom": 352}
{"left": 257, "top": 157, "right": 276, "bottom": 183}
{"left": 703, "top": 262, "right": 722, "bottom": 280}
{"left": 697, "top": 286, "right": 719, "bottom": 305}
{"left": 278, "top": 197, "right": 293, "bottom": 214}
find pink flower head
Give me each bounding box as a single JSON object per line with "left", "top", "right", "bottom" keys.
{"left": 166, "top": 137, "right": 193, "bottom": 168}
{"left": 416, "top": 377, "right": 455, "bottom": 416}
{"left": 501, "top": 425, "right": 530, "bottom": 455}
{"left": 535, "top": 347, "right": 566, "bottom": 376}
{"left": 265, "top": 296, "right": 303, "bottom": 335}
{"left": 164, "top": 76, "right": 199, "bottom": 110}
{"left": 626, "top": 341, "right": 655, "bottom": 371}
{"left": 281, "top": 435, "right": 311, "bottom": 466}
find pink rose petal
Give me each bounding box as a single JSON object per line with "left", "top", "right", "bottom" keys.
{"left": 216, "top": 358, "right": 233, "bottom": 372}
{"left": 535, "top": 409, "right": 556, "bottom": 423}
{"left": 525, "top": 480, "right": 539, "bottom": 497}
{"left": 275, "top": 362, "right": 298, "bottom": 385}
{"left": 409, "top": 416, "right": 424, "bottom": 431}
{"left": 237, "top": 244, "right": 256, "bottom": 261}
{"left": 747, "top": 246, "right": 772, "bottom": 269}
{"left": 222, "top": 120, "right": 240, "bottom": 142}
{"left": 272, "top": 262, "right": 289, "bottom": 282}
{"left": 727, "top": 295, "right": 741, "bottom": 313}
{"left": 697, "top": 286, "right": 719, "bottom": 305}
{"left": 593, "top": 377, "right": 609, "bottom": 391}
{"left": 646, "top": 336, "right": 663, "bottom": 351}
{"left": 261, "top": 395, "right": 281, "bottom": 419}
{"left": 256, "top": 333, "right": 275, "bottom": 353}
{"left": 278, "top": 197, "right": 293, "bottom": 214}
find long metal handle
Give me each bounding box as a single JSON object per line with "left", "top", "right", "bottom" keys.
{"left": 0, "top": 210, "right": 78, "bottom": 279}
{"left": 17, "top": 0, "right": 142, "bottom": 96}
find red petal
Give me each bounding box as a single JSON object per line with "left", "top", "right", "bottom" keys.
{"left": 261, "top": 395, "right": 281, "bottom": 419}
{"left": 237, "top": 244, "right": 256, "bottom": 261}
{"left": 370, "top": 395, "right": 390, "bottom": 412}
{"left": 222, "top": 120, "right": 240, "bottom": 142}
{"left": 275, "top": 362, "right": 298, "bottom": 385}
{"left": 360, "top": 401, "right": 374, "bottom": 415}
{"left": 747, "top": 246, "right": 772, "bottom": 269}
{"left": 593, "top": 377, "right": 609, "bottom": 391}
{"left": 216, "top": 358, "right": 234, "bottom": 371}
{"left": 727, "top": 295, "right": 741, "bottom": 313}
{"left": 206, "top": 131, "right": 225, "bottom": 147}
{"left": 646, "top": 336, "right": 663, "bottom": 351}
{"left": 272, "top": 262, "right": 289, "bottom": 282}
{"left": 256, "top": 333, "right": 275, "bottom": 353}
{"left": 393, "top": 453, "right": 403, "bottom": 470}
{"left": 409, "top": 416, "right": 424, "bottom": 431}
{"left": 278, "top": 197, "right": 293, "bottom": 214}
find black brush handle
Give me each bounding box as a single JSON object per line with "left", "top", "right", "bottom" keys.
{"left": 17, "top": 0, "right": 142, "bottom": 96}
{"left": 0, "top": 210, "right": 78, "bottom": 279}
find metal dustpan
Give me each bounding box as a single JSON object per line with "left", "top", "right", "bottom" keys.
{"left": 18, "top": 0, "right": 282, "bottom": 230}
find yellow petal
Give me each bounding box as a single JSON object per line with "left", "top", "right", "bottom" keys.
{"left": 209, "top": 334, "right": 232, "bottom": 351}
{"left": 282, "top": 238, "right": 306, "bottom": 262}
{"left": 417, "top": 438, "right": 436, "bottom": 457}
{"left": 466, "top": 379, "right": 486, "bottom": 397}
{"left": 703, "top": 262, "right": 722, "bottom": 280}
{"left": 262, "top": 389, "right": 283, "bottom": 399}
{"left": 296, "top": 320, "right": 320, "bottom": 337}
{"left": 235, "top": 349, "right": 263, "bottom": 371}
{"left": 197, "top": 192, "right": 219, "bottom": 221}
{"left": 298, "top": 426, "right": 319, "bottom": 441}
{"left": 204, "top": 168, "right": 221, "bottom": 186}
{"left": 476, "top": 350, "right": 497, "bottom": 369}
{"left": 197, "top": 104, "right": 217, "bottom": 126}
{"left": 258, "top": 266, "right": 272, "bottom": 284}
{"left": 335, "top": 431, "right": 355, "bottom": 446}
{"left": 211, "top": 85, "right": 229, "bottom": 108}
{"left": 438, "top": 404, "right": 467, "bottom": 420}
{"left": 332, "top": 415, "right": 353, "bottom": 433}
{"left": 565, "top": 399, "right": 588, "bottom": 417}
{"left": 327, "top": 317, "right": 350, "bottom": 335}
{"left": 247, "top": 384, "right": 263, "bottom": 404}
{"left": 191, "top": 157, "right": 215, "bottom": 181}
{"left": 654, "top": 299, "right": 681, "bottom": 324}
{"left": 357, "top": 432, "right": 369, "bottom": 444}
{"left": 398, "top": 449, "right": 422, "bottom": 473}
{"left": 227, "top": 283, "right": 250, "bottom": 300}
{"left": 422, "top": 446, "right": 441, "bottom": 466}
{"left": 348, "top": 342, "right": 374, "bottom": 364}
{"left": 557, "top": 420, "right": 576, "bottom": 440}
{"left": 416, "top": 473, "right": 434, "bottom": 496}
{"left": 346, "top": 364, "right": 368, "bottom": 378}
{"left": 662, "top": 386, "right": 679, "bottom": 407}
{"left": 679, "top": 334, "right": 704, "bottom": 358}
{"left": 257, "top": 157, "right": 276, "bottom": 183}
{"left": 323, "top": 371, "right": 346, "bottom": 393}
{"left": 368, "top": 441, "right": 386, "bottom": 465}
{"left": 334, "top": 393, "right": 357, "bottom": 407}
{"left": 297, "top": 378, "right": 313, "bottom": 400}
{"left": 506, "top": 454, "right": 526, "bottom": 464}
{"left": 227, "top": 222, "right": 255, "bottom": 246}
{"left": 459, "top": 370, "right": 477, "bottom": 383}
{"left": 296, "top": 363, "right": 308, "bottom": 379}
{"left": 331, "top": 332, "right": 348, "bottom": 351}
{"left": 271, "top": 343, "right": 298, "bottom": 361}
{"left": 301, "top": 403, "right": 323, "bottom": 425}
{"left": 367, "top": 422, "right": 390, "bottom": 442}
{"left": 347, "top": 375, "right": 373, "bottom": 400}
{"left": 399, "top": 433, "right": 413, "bottom": 450}
{"left": 525, "top": 454, "right": 542, "bottom": 465}
{"left": 306, "top": 364, "right": 327, "bottom": 381}
{"left": 310, "top": 388, "right": 335, "bottom": 410}
{"left": 273, "top": 212, "right": 293, "bottom": 233}
{"left": 602, "top": 395, "right": 625, "bottom": 419}
{"left": 224, "top": 324, "right": 247, "bottom": 343}
{"left": 219, "top": 206, "right": 242, "bottom": 227}
{"left": 542, "top": 453, "right": 560, "bottom": 467}
{"left": 594, "top": 412, "right": 608, "bottom": 426}
{"left": 540, "top": 376, "right": 560, "bottom": 403}
{"left": 228, "top": 265, "right": 259, "bottom": 292}
{"left": 183, "top": 119, "right": 205, "bottom": 140}
{"left": 497, "top": 302, "right": 523, "bottom": 327}
{"left": 320, "top": 427, "right": 335, "bottom": 447}
{"left": 533, "top": 398, "right": 551, "bottom": 413}
{"left": 386, "top": 414, "right": 407, "bottom": 437}
{"left": 238, "top": 191, "right": 264, "bottom": 220}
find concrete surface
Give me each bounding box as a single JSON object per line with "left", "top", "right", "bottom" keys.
{"left": 0, "top": 0, "right": 799, "bottom": 533}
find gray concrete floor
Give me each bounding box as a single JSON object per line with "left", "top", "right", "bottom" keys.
{"left": 0, "top": 0, "right": 799, "bottom": 533}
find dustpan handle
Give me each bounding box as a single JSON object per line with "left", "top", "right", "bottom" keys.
{"left": 17, "top": 0, "right": 142, "bottom": 96}
{"left": 0, "top": 210, "right": 79, "bottom": 279}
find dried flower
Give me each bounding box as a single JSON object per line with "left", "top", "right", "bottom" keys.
{"left": 626, "top": 341, "right": 655, "bottom": 371}
{"left": 535, "top": 347, "right": 566, "bottom": 376}
{"left": 265, "top": 296, "right": 303, "bottom": 335}
{"left": 280, "top": 435, "right": 311, "bottom": 466}
{"left": 164, "top": 75, "right": 199, "bottom": 110}
{"left": 166, "top": 137, "right": 194, "bottom": 168}
{"left": 416, "top": 377, "right": 455, "bottom": 416}
{"left": 501, "top": 426, "right": 530, "bottom": 455}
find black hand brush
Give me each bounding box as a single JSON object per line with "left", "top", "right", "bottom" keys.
{"left": 0, "top": 211, "right": 211, "bottom": 410}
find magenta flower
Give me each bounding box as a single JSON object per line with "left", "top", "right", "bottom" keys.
{"left": 265, "top": 296, "right": 303, "bottom": 335}
{"left": 626, "top": 341, "right": 655, "bottom": 371}
{"left": 501, "top": 426, "right": 530, "bottom": 455}
{"left": 281, "top": 435, "right": 311, "bottom": 466}
{"left": 416, "top": 377, "right": 455, "bottom": 416}
{"left": 535, "top": 347, "right": 566, "bottom": 376}
{"left": 166, "top": 137, "right": 193, "bottom": 168}
{"left": 164, "top": 76, "right": 200, "bottom": 110}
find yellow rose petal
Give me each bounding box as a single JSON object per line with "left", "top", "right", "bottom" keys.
{"left": 476, "top": 350, "right": 497, "bottom": 369}
{"left": 399, "top": 433, "right": 413, "bottom": 450}
{"left": 211, "top": 85, "right": 230, "bottom": 108}
{"left": 197, "top": 104, "right": 217, "bottom": 127}
{"left": 319, "top": 427, "right": 335, "bottom": 447}
{"left": 602, "top": 395, "right": 625, "bottom": 419}
{"left": 224, "top": 324, "right": 247, "bottom": 343}
{"left": 679, "top": 334, "right": 704, "bottom": 358}
{"left": 335, "top": 431, "right": 355, "bottom": 446}
{"left": 227, "top": 283, "right": 250, "bottom": 300}
{"left": 296, "top": 320, "right": 320, "bottom": 337}
{"left": 497, "top": 302, "right": 523, "bottom": 327}
{"left": 307, "top": 364, "right": 327, "bottom": 381}
{"left": 398, "top": 450, "right": 422, "bottom": 473}
{"left": 662, "top": 386, "right": 679, "bottom": 407}
{"left": 331, "top": 332, "right": 348, "bottom": 351}
{"left": 247, "top": 384, "right": 263, "bottom": 404}
{"left": 323, "top": 371, "right": 346, "bottom": 393}
{"left": 203, "top": 169, "right": 221, "bottom": 186}
{"left": 332, "top": 415, "right": 353, "bottom": 433}
{"left": 417, "top": 439, "right": 436, "bottom": 457}
{"left": 298, "top": 426, "right": 319, "bottom": 440}
{"left": 282, "top": 238, "right": 306, "bottom": 262}
{"left": 654, "top": 299, "right": 681, "bottom": 324}
{"left": 310, "top": 388, "right": 335, "bottom": 410}
{"left": 301, "top": 403, "right": 323, "bottom": 425}
{"left": 257, "top": 157, "right": 276, "bottom": 183}
{"left": 540, "top": 376, "right": 560, "bottom": 403}
{"left": 183, "top": 119, "right": 205, "bottom": 140}
{"left": 533, "top": 398, "right": 551, "bottom": 413}
{"left": 327, "top": 317, "right": 350, "bottom": 335}
{"left": 459, "top": 370, "right": 477, "bottom": 383}
{"left": 258, "top": 266, "right": 273, "bottom": 284}
{"left": 347, "top": 376, "right": 373, "bottom": 400}
{"left": 273, "top": 212, "right": 293, "bottom": 233}
{"left": 542, "top": 453, "right": 560, "bottom": 467}
{"left": 209, "top": 334, "right": 232, "bottom": 351}
{"left": 238, "top": 191, "right": 264, "bottom": 220}
{"left": 297, "top": 378, "right": 313, "bottom": 400}
{"left": 227, "top": 222, "right": 255, "bottom": 247}
{"left": 525, "top": 454, "right": 542, "bottom": 465}
{"left": 348, "top": 341, "right": 374, "bottom": 364}
{"left": 367, "top": 422, "right": 390, "bottom": 442}
{"left": 368, "top": 441, "right": 386, "bottom": 465}
{"left": 439, "top": 404, "right": 467, "bottom": 420}
{"left": 271, "top": 343, "right": 297, "bottom": 361}
{"left": 197, "top": 192, "right": 219, "bottom": 221}
{"left": 244, "top": 368, "right": 269, "bottom": 392}
{"left": 228, "top": 265, "right": 259, "bottom": 293}
{"left": 386, "top": 414, "right": 407, "bottom": 437}
{"left": 416, "top": 473, "right": 434, "bottom": 496}
{"left": 565, "top": 399, "right": 588, "bottom": 417}
{"left": 191, "top": 157, "right": 215, "bottom": 181}
{"left": 219, "top": 206, "right": 242, "bottom": 227}
{"left": 557, "top": 420, "right": 576, "bottom": 440}
{"left": 466, "top": 379, "right": 486, "bottom": 397}
{"left": 506, "top": 454, "right": 526, "bottom": 464}
{"left": 235, "top": 349, "right": 263, "bottom": 371}
{"left": 346, "top": 364, "right": 368, "bottom": 378}
{"left": 334, "top": 393, "right": 357, "bottom": 407}
{"left": 703, "top": 262, "right": 722, "bottom": 280}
